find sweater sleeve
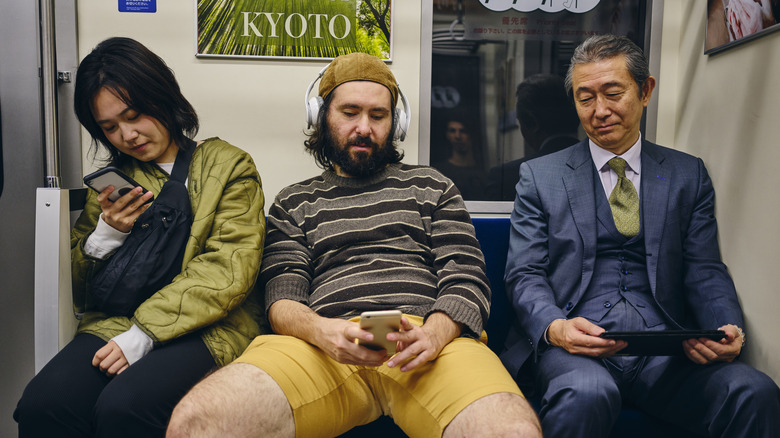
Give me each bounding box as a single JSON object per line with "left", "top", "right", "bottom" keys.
{"left": 427, "top": 182, "right": 491, "bottom": 337}
{"left": 259, "top": 195, "right": 314, "bottom": 311}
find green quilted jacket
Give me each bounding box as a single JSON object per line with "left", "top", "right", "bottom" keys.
{"left": 71, "top": 137, "right": 268, "bottom": 366}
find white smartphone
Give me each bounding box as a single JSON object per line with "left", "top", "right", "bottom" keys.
{"left": 83, "top": 166, "right": 152, "bottom": 203}
{"left": 358, "top": 310, "right": 402, "bottom": 354}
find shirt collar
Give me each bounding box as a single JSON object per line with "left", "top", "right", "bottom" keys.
{"left": 589, "top": 134, "right": 642, "bottom": 175}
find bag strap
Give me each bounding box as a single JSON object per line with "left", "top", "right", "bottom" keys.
{"left": 169, "top": 138, "right": 196, "bottom": 183}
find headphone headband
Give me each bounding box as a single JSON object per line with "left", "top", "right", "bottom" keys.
{"left": 304, "top": 61, "right": 410, "bottom": 142}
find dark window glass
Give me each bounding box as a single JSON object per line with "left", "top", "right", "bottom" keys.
{"left": 428, "top": 0, "right": 649, "bottom": 203}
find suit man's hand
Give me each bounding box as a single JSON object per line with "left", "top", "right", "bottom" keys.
{"left": 683, "top": 324, "right": 743, "bottom": 365}
{"left": 548, "top": 317, "right": 627, "bottom": 357}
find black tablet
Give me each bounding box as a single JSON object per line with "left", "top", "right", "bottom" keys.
{"left": 600, "top": 330, "right": 726, "bottom": 356}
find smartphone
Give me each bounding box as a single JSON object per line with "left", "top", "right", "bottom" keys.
{"left": 358, "top": 310, "right": 402, "bottom": 354}
{"left": 83, "top": 166, "right": 152, "bottom": 203}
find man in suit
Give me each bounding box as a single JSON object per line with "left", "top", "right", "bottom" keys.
{"left": 501, "top": 34, "right": 780, "bottom": 437}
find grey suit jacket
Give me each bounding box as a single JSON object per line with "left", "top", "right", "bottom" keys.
{"left": 500, "top": 139, "right": 744, "bottom": 377}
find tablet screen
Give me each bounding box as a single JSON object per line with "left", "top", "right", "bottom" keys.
{"left": 600, "top": 330, "right": 726, "bottom": 356}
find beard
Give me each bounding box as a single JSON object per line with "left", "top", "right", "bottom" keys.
{"left": 327, "top": 131, "right": 397, "bottom": 178}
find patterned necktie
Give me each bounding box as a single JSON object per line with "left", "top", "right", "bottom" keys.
{"left": 607, "top": 157, "right": 640, "bottom": 237}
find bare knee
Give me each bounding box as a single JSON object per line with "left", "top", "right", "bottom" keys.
{"left": 166, "top": 365, "right": 238, "bottom": 438}
{"left": 444, "top": 392, "right": 542, "bottom": 438}
{"left": 167, "top": 363, "right": 293, "bottom": 438}
{"left": 167, "top": 395, "right": 199, "bottom": 438}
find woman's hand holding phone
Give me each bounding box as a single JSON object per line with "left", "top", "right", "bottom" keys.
{"left": 97, "top": 185, "right": 154, "bottom": 232}
{"left": 84, "top": 167, "right": 154, "bottom": 232}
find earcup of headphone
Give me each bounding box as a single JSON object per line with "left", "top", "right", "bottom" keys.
{"left": 394, "top": 108, "right": 408, "bottom": 142}
{"left": 393, "top": 88, "right": 411, "bottom": 142}
{"left": 306, "top": 95, "right": 324, "bottom": 129}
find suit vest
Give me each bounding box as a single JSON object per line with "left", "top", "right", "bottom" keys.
{"left": 571, "top": 169, "right": 669, "bottom": 331}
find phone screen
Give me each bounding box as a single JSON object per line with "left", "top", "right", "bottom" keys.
{"left": 83, "top": 167, "right": 150, "bottom": 202}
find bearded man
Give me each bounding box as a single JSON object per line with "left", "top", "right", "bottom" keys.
{"left": 167, "top": 52, "right": 541, "bottom": 438}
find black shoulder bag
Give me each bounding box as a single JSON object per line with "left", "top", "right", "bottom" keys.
{"left": 89, "top": 142, "right": 195, "bottom": 316}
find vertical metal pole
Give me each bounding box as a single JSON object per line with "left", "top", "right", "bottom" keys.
{"left": 39, "top": 0, "right": 60, "bottom": 188}
{"left": 418, "top": 0, "right": 432, "bottom": 166}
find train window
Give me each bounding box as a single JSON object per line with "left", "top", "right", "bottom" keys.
{"left": 421, "top": 0, "right": 651, "bottom": 211}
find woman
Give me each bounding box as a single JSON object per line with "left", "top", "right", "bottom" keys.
{"left": 14, "top": 37, "right": 266, "bottom": 437}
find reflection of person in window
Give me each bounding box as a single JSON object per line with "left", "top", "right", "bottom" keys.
{"left": 486, "top": 74, "right": 580, "bottom": 201}
{"left": 433, "top": 118, "right": 486, "bottom": 200}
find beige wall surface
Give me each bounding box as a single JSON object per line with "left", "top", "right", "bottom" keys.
{"left": 77, "top": 2, "right": 778, "bottom": 382}
{"left": 76, "top": 1, "right": 422, "bottom": 209}
{"left": 656, "top": 3, "right": 780, "bottom": 382}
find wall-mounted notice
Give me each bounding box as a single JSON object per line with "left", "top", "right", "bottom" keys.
{"left": 465, "top": 0, "right": 640, "bottom": 41}
{"left": 196, "top": 0, "right": 393, "bottom": 60}
{"left": 119, "top": 0, "right": 156, "bottom": 13}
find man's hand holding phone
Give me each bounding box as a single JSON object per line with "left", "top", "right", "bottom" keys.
{"left": 386, "top": 312, "right": 460, "bottom": 372}
{"left": 303, "top": 316, "right": 388, "bottom": 367}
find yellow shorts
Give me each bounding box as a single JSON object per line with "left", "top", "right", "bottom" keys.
{"left": 234, "top": 315, "right": 523, "bottom": 438}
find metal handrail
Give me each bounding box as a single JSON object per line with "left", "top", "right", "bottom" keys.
{"left": 39, "top": 0, "right": 60, "bottom": 188}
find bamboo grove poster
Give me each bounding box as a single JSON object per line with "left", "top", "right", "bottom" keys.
{"left": 196, "top": 0, "right": 393, "bottom": 60}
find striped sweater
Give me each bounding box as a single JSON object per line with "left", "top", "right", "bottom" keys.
{"left": 260, "top": 163, "right": 490, "bottom": 336}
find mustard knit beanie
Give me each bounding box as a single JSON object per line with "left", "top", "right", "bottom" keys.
{"left": 319, "top": 52, "right": 399, "bottom": 105}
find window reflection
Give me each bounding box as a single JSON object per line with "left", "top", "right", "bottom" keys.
{"left": 428, "top": 0, "right": 648, "bottom": 203}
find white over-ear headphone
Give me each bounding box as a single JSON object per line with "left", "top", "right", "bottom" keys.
{"left": 304, "top": 63, "right": 411, "bottom": 142}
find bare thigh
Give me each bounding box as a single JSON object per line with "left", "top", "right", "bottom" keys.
{"left": 167, "top": 363, "right": 294, "bottom": 438}
{"left": 444, "top": 392, "right": 541, "bottom": 438}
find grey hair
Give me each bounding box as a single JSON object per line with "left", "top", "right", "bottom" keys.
{"left": 564, "top": 35, "right": 650, "bottom": 97}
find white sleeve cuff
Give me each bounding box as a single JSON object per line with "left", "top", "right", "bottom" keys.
{"left": 543, "top": 325, "right": 552, "bottom": 345}
{"left": 543, "top": 319, "right": 566, "bottom": 345}
{"left": 84, "top": 214, "right": 130, "bottom": 259}
{"left": 111, "top": 324, "right": 154, "bottom": 365}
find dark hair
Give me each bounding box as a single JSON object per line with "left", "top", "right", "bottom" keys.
{"left": 564, "top": 35, "right": 650, "bottom": 97}
{"left": 516, "top": 74, "right": 579, "bottom": 135}
{"left": 304, "top": 92, "right": 404, "bottom": 170}
{"left": 73, "top": 37, "right": 198, "bottom": 166}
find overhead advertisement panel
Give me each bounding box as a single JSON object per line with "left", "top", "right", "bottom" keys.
{"left": 196, "top": 0, "right": 393, "bottom": 60}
